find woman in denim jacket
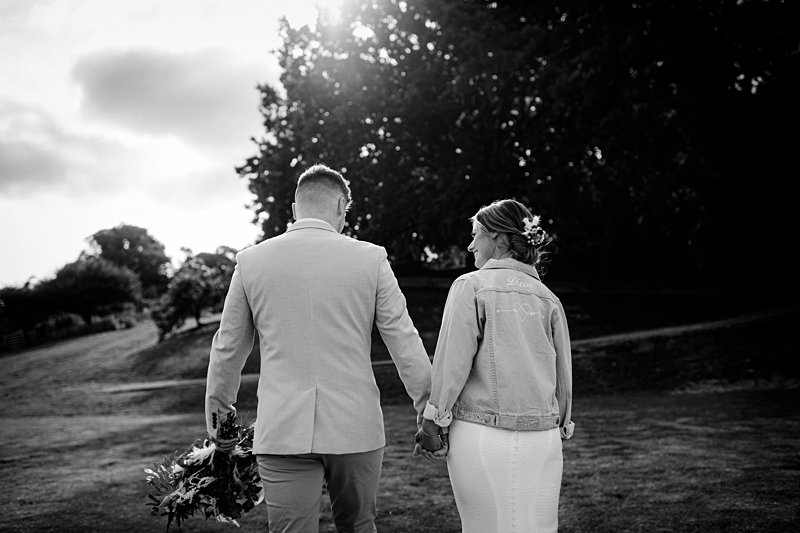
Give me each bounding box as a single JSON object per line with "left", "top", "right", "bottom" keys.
{"left": 419, "top": 199, "right": 574, "bottom": 533}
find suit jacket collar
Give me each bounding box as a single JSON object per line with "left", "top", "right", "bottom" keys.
{"left": 286, "top": 218, "right": 338, "bottom": 234}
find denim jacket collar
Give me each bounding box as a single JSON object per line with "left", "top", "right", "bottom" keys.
{"left": 481, "top": 258, "right": 540, "bottom": 280}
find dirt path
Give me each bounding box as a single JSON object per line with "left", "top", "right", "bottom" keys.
{"left": 570, "top": 306, "right": 794, "bottom": 348}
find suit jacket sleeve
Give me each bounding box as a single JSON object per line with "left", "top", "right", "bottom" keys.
{"left": 205, "top": 260, "right": 255, "bottom": 439}
{"left": 374, "top": 247, "right": 432, "bottom": 425}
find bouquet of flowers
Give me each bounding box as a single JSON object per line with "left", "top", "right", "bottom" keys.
{"left": 145, "top": 412, "right": 263, "bottom": 531}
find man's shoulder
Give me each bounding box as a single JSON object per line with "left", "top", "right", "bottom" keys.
{"left": 237, "top": 233, "right": 385, "bottom": 265}
{"left": 343, "top": 235, "right": 384, "bottom": 254}
{"left": 235, "top": 240, "right": 270, "bottom": 261}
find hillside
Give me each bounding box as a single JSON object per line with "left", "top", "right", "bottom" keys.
{"left": 1, "top": 303, "right": 797, "bottom": 419}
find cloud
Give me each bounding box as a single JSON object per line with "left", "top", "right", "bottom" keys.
{"left": 0, "top": 0, "right": 43, "bottom": 25}
{"left": 144, "top": 164, "right": 250, "bottom": 206}
{"left": 0, "top": 100, "right": 136, "bottom": 197}
{"left": 72, "top": 47, "right": 269, "bottom": 151}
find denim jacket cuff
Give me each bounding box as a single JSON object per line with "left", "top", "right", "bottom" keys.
{"left": 423, "top": 401, "right": 453, "bottom": 427}
{"left": 560, "top": 421, "right": 575, "bottom": 440}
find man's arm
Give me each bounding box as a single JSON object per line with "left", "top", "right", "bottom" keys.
{"left": 374, "top": 247, "right": 432, "bottom": 425}
{"left": 205, "top": 260, "right": 255, "bottom": 440}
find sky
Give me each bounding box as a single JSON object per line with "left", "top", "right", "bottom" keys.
{"left": 0, "top": 0, "right": 334, "bottom": 287}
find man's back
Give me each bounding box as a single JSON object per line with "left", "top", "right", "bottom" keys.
{"left": 241, "top": 218, "right": 386, "bottom": 454}
{"left": 204, "top": 165, "right": 433, "bottom": 532}
{"left": 206, "top": 218, "right": 431, "bottom": 455}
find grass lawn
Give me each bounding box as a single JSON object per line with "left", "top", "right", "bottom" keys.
{"left": 0, "top": 294, "right": 798, "bottom": 532}
{"left": 0, "top": 391, "right": 797, "bottom": 532}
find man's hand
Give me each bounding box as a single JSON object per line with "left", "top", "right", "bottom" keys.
{"left": 212, "top": 436, "right": 238, "bottom": 453}
{"left": 413, "top": 418, "right": 449, "bottom": 462}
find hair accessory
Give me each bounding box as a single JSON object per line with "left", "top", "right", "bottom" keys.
{"left": 521, "top": 215, "right": 547, "bottom": 246}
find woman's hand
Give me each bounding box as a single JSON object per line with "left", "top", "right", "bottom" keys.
{"left": 413, "top": 418, "right": 449, "bottom": 462}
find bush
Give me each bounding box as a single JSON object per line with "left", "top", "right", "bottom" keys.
{"left": 41, "top": 257, "right": 142, "bottom": 324}
{"left": 151, "top": 295, "right": 185, "bottom": 341}
{"left": 46, "top": 313, "right": 85, "bottom": 330}
{"left": 86, "top": 316, "right": 120, "bottom": 333}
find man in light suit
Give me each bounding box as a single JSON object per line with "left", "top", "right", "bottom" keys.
{"left": 205, "top": 164, "right": 435, "bottom": 532}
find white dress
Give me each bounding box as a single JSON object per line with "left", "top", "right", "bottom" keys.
{"left": 447, "top": 419, "right": 563, "bottom": 533}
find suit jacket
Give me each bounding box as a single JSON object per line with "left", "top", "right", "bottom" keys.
{"left": 205, "top": 218, "right": 432, "bottom": 454}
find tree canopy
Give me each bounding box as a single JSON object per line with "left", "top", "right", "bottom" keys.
{"left": 152, "top": 247, "right": 236, "bottom": 340}
{"left": 41, "top": 257, "right": 142, "bottom": 324}
{"left": 238, "top": 0, "right": 798, "bottom": 280}
{"left": 87, "top": 224, "right": 171, "bottom": 297}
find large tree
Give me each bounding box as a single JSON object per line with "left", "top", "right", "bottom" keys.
{"left": 238, "top": 0, "right": 798, "bottom": 279}
{"left": 87, "top": 224, "right": 171, "bottom": 297}
{"left": 151, "top": 247, "right": 237, "bottom": 340}
{"left": 40, "top": 257, "right": 142, "bottom": 324}
{"left": 0, "top": 284, "right": 52, "bottom": 332}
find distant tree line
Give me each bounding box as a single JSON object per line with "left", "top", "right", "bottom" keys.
{"left": 0, "top": 224, "right": 236, "bottom": 349}
{"left": 238, "top": 0, "right": 798, "bottom": 281}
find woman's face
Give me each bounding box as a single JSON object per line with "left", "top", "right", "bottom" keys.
{"left": 468, "top": 220, "right": 496, "bottom": 269}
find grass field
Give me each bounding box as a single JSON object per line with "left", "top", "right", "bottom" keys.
{"left": 0, "top": 291, "right": 798, "bottom": 532}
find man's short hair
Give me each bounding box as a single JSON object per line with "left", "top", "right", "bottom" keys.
{"left": 296, "top": 164, "right": 353, "bottom": 210}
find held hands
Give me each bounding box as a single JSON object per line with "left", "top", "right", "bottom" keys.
{"left": 413, "top": 418, "right": 449, "bottom": 463}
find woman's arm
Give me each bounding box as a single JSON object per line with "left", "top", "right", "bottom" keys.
{"left": 552, "top": 298, "right": 574, "bottom": 439}
{"left": 424, "top": 277, "right": 483, "bottom": 427}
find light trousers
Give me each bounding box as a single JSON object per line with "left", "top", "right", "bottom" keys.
{"left": 257, "top": 448, "right": 384, "bottom": 533}
{"left": 447, "top": 420, "right": 563, "bottom": 533}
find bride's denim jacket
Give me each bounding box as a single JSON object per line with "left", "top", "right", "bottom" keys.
{"left": 424, "top": 258, "right": 574, "bottom": 438}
